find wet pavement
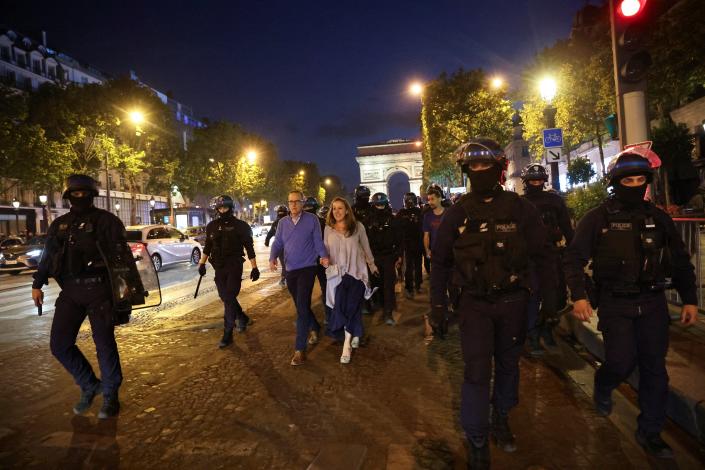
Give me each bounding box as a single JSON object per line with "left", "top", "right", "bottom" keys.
{"left": 0, "top": 240, "right": 704, "bottom": 468}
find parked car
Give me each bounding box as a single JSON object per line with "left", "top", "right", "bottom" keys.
{"left": 0, "top": 236, "right": 24, "bottom": 250}
{"left": 0, "top": 235, "right": 46, "bottom": 275}
{"left": 184, "top": 226, "right": 207, "bottom": 246}
{"left": 125, "top": 225, "right": 202, "bottom": 272}
{"left": 254, "top": 222, "right": 272, "bottom": 237}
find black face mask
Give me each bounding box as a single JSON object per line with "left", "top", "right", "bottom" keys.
{"left": 69, "top": 195, "right": 94, "bottom": 213}
{"left": 614, "top": 183, "right": 647, "bottom": 206}
{"left": 525, "top": 184, "right": 543, "bottom": 195}
{"left": 218, "top": 209, "right": 233, "bottom": 219}
{"left": 469, "top": 166, "right": 501, "bottom": 197}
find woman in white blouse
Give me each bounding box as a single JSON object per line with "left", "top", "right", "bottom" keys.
{"left": 323, "top": 197, "right": 378, "bottom": 364}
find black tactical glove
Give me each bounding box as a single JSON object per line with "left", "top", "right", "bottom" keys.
{"left": 429, "top": 305, "right": 448, "bottom": 339}
{"left": 198, "top": 263, "right": 207, "bottom": 276}
{"left": 250, "top": 267, "right": 260, "bottom": 281}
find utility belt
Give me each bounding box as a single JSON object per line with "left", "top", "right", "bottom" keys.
{"left": 63, "top": 275, "right": 107, "bottom": 286}
{"left": 461, "top": 284, "right": 527, "bottom": 303}
{"left": 599, "top": 282, "right": 669, "bottom": 297}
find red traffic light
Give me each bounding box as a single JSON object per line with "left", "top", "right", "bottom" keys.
{"left": 618, "top": 0, "right": 645, "bottom": 17}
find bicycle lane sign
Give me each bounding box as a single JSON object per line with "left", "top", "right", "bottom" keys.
{"left": 542, "top": 128, "right": 563, "bottom": 148}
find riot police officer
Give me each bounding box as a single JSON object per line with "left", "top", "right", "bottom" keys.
{"left": 352, "top": 185, "right": 373, "bottom": 229}
{"left": 430, "top": 139, "right": 556, "bottom": 468}
{"left": 520, "top": 163, "right": 574, "bottom": 355}
{"left": 367, "top": 192, "right": 403, "bottom": 325}
{"left": 396, "top": 192, "right": 424, "bottom": 298}
{"left": 564, "top": 148, "right": 697, "bottom": 459}
{"left": 266, "top": 204, "right": 289, "bottom": 287}
{"left": 199, "top": 195, "right": 259, "bottom": 348}
{"left": 31, "top": 174, "right": 135, "bottom": 419}
{"left": 304, "top": 196, "right": 327, "bottom": 305}
{"left": 317, "top": 205, "right": 330, "bottom": 221}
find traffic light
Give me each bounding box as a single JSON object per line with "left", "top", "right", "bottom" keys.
{"left": 611, "top": 0, "right": 652, "bottom": 94}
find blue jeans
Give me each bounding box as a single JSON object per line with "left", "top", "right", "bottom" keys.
{"left": 286, "top": 266, "right": 319, "bottom": 351}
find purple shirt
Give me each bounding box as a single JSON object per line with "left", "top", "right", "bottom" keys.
{"left": 423, "top": 210, "right": 444, "bottom": 249}
{"left": 269, "top": 211, "right": 328, "bottom": 271}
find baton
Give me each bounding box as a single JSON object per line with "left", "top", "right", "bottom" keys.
{"left": 194, "top": 274, "right": 204, "bottom": 299}
{"left": 37, "top": 303, "right": 42, "bottom": 316}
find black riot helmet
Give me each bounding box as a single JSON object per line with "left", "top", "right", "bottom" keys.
{"left": 318, "top": 205, "right": 330, "bottom": 219}
{"left": 212, "top": 195, "right": 235, "bottom": 210}
{"left": 455, "top": 138, "right": 507, "bottom": 176}
{"left": 303, "top": 196, "right": 320, "bottom": 214}
{"left": 370, "top": 192, "right": 390, "bottom": 209}
{"left": 521, "top": 163, "right": 549, "bottom": 183}
{"left": 403, "top": 192, "right": 418, "bottom": 209}
{"left": 426, "top": 183, "right": 445, "bottom": 200}
{"left": 606, "top": 148, "right": 659, "bottom": 186}
{"left": 275, "top": 204, "right": 289, "bottom": 218}
{"left": 62, "top": 174, "right": 99, "bottom": 199}
{"left": 354, "top": 185, "right": 371, "bottom": 202}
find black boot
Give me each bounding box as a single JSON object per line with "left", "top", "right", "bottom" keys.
{"left": 219, "top": 328, "right": 234, "bottom": 348}
{"left": 97, "top": 393, "right": 120, "bottom": 419}
{"left": 491, "top": 409, "right": 517, "bottom": 452}
{"left": 593, "top": 384, "right": 612, "bottom": 417}
{"left": 635, "top": 430, "right": 674, "bottom": 459}
{"left": 527, "top": 332, "right": 543, "bottom": 357}
{"left": 541, "top": 324, "right": 557, "bottom": 347}
{"left": 468, "top": 436, "right": 490, "bottom": 469}
{"left": 73, "top": 380, "right": 102, "bottom": 415}
{"left": 236, "top": 313, "right": 250, "bottom": 333}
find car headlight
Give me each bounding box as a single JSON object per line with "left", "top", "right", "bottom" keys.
{"left": 26, "top": 249, "right": 42, "bottom": 257}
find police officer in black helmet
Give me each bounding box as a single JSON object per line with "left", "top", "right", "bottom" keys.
{"left": 352, "top": 185, "right": 373, "bottom": 229}
{"left": 430, "top": 139, "right": 556, "bottom": 468}
{"left": 520, "top": 163, "right": 574, "bottom": 355}
{"left": 564, "top": 148, "right": 697, "bottom": 459}
{"left": 396, "top": 192, "right": 424, "bottom": 298}
{"left": 199, "top": 195, "right": 259, "bottom": 348}
{"left": 31, "top": 174, "right": 134, "bottom": 419}
{"left": 367, "top": 192, "right": 403, "bottom": 325}
{"left": 304, "top": 196, "right": 328, "bottom": 320}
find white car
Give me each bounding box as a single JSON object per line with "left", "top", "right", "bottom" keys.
{"left": 125, "top": 225, "right": 202, "bottom": 272}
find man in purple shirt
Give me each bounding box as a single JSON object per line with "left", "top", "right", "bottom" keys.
{"left": 270, "top": 190, "right": 329, "bottom": 366}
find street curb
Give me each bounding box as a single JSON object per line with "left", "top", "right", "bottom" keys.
{"left": 559, "top": 314, "right": 705, "bottom": 445}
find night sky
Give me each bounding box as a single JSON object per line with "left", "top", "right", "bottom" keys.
{"left": 7, "top": 0, "right": 592, "bottom": 190}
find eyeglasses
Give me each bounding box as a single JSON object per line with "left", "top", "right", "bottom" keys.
{"left": 287, "top": 200, "right": 303, "bottom": 205}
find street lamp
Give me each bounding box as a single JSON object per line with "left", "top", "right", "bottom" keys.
{"left": 12, "top": 198, "right": 20, "bottom": 235}
{"left": 246, "top": 149, "right": 257, "bottom": 164}
{"left": 414, "top": 140, "right": 422, "bottom": 147}
{"left": 490, "top": 76, "right": 504, "bottom": 90}
{"left": 39, "top": 194, "right": 48, "bottom": 233}
{"left": 299, "top": 170, "right": 305, "bottom": 176}
{"left": 128, "top": 110, "right": 145, "bottom": 125}
{"left": 409, "top": 82, "right": 424, "bottom": 97}
{"left": 114, "top": 202, "right": 120, "bottom": 214}
{"left": 149, "top": 196, "right": 156, "bottom": 224}
{"left": 324, "top": 178, "right": 332, "bottom": 186}
{"left": 539, "top": 76, "right": 557, "bottom": 103}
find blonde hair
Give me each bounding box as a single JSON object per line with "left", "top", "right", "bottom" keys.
{"left": 327, "top": 197, "right": 357, "bottom": 236}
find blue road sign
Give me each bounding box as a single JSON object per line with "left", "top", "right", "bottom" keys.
{"left": 542, "top": 128, "right": 563, "bottom": 148}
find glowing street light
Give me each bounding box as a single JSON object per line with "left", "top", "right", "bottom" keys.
{"left": 208, "top": 158, "right": 215, "bottom": 163}
{"left": 539, "top": 76, "right": 557, "bottom": 103}
{"left": 490, "top": 76, "right": 504, "bottom": 90}
{"left": 246, "top": 149, "right": 258, "bottom": 164}
{"left": 324, "top": 178, "right": 332, "bottom": 186}
{"left": 114, "top": 202, "right": 121, "bottom": 211}
{"left": 128, "top": 110, "right": 145, "bottom": 125}
{"left": 414, "top": 140, "right": 422, "bottom": 147}
{"left": 299, "top": 170, "right": 305, "bottom": 176}
{"left": 409, "top": 82, "right": 424, "bottom": 97}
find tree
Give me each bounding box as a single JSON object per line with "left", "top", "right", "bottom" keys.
{"left": 566, "top": 156, "right": 596, "bottom": 186}
{"left": 651, "top": 118, "right": 698, "bottom": 205}
{"left": 420, "top": 69, "right": 513, "bottom": 188}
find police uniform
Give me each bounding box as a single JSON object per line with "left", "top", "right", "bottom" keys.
{"left": 563, "top": 150, "right": 696, "bottom": 457}
{"left": 367, "top": 194, "right": 403, "bottom": 324}
{"left": 521, "top": 164, "right": 574, "bottom": 351}
{"left": 266, "top": 207, "right": 289, "bottom": 285}
{"left": 430, "top": 139, "right": 556, "bottom": 467}
{"left": 352, "top": 185, "right": 373, "bottom": 230}
{"left": 396, "top": 201, "right": 424, "bottom": 295}
{"left": 33, "top": 175, "right": 131, "bottom": 418}
{"left": 204, "top": 204, "right": 256, "bottom": 345}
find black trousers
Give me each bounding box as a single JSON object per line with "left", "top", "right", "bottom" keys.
{"left": 457, "top": 290, "right": 528, "bottom": 438}
{"left": 404, "top": 248, "right": 423, "bottom": 292}
{"left": 373, "top": 254, "right": 397, "bottom": 315}
{"left": 214, "top": 262, "right": 247, "bottom": 330}
{"left": 595, "top": 292, "right": 670, "bottom": 434}
{"left": 51, "top": 280, "right": 122, "bottom": 396}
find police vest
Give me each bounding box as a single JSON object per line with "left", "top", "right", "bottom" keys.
{"left": 592, "top": 203, "right": 672, "bottom": 295}
{"left": 209, "top": 217, "right": 245, "bottom": 267}
{"left": 367, "top": 211, "right": 396, "bottom": 256}
{"left": 526, "top": 192, "right": 562, "bottom": 243}
{"left": 55, "top": 210, "right": 107, "bottom": 278}
{"left": 452, "top": 191, "right": 529, "bottom": 296}
{"left": 353, "top": 203, "right": 372, "bottom": 229}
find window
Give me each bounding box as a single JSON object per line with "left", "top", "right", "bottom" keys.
{"left": 47, "top": 66, "right": 56, "bottom": 80}
{"left": 32, "top": 59, "right": 41, "bottom": 74}
{"left": 147, "top": 228, "right": 169, "bottom": 240}
{"left": 0, "top": 46, "right": 9, "bottom": 61}
{"left": 16, "top": 53, "right": 26, "bottom": 67}
{"left": 119, "top": 175, "right": 126, "bottom": 190}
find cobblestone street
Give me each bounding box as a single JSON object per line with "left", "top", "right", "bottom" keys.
{"left": 1, "top": 262, "right": 703, "bottom": 469}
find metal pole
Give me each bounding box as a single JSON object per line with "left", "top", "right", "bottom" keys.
{"left": 15, "top": 211, "right": 19, "bottom": 235}
{"left": 543, "top": 105, "right": 560, "bottom": 191}
{"left": 105, "top": 152, "right": 111, "bottom": 211}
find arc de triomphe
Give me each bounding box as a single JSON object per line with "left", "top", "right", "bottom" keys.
{"left": 355, "top": 139, "right": 423, "bottom": 198}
